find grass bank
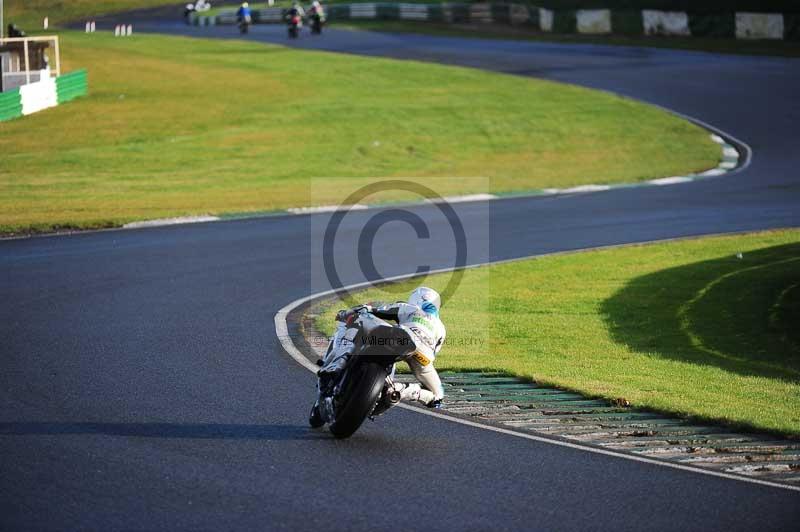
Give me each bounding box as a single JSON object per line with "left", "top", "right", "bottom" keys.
{"left": 0, "top": 31, "right": 718, "bottom": 234}
{"left": 314, "top": 230, "right": 800, "bottom": 436}
{"left": 3, "top": 0, "right": 186, "bottom": 30}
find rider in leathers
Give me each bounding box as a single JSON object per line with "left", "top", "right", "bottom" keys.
{"left": 286, "top": 2, "right": 306, "bottom": 24}
{"left": 312, "top": 287, "right": 445, "bottom": 426}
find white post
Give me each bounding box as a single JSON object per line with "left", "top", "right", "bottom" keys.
{"left": 23, "top": 38, "right": 30, "bottom": 85}
{"left": 54, "top": 36, "right": 60, "bottom": 77}
{"left": 43, "top": 17, "right": 48, "bottom": 29}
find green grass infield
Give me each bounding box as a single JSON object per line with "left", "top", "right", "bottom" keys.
{"left": 0, "top": 31, "right": 718, "bottom": 234}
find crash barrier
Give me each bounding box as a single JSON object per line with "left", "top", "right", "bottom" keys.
{"left": 0, "top": 69, "right": 88, "bottom": 123}
{"left": 0, "top": 89, "right": 23, "bottom": 122}
{"left": 56, "top": 70, "right": 89, "bottom": 104}
{"left": 188, "top": 3, "right": 800, "bottom": 41}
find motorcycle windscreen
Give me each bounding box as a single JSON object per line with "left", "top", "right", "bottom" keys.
{"left": 358, "top": 323, "right": 415, "bottom": 361}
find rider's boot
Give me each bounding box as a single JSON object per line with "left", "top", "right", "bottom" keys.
{"left": 308, "top": 400, "right": 324, "bottom": 428}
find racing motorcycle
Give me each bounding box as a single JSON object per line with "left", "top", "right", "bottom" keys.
{"left": 309, "top": 12, "right": 323, "bottom": 35}
{"left": 311, "top": 309, "right": 417, "bottom": 438}
{"left": 238, "top": 13, "right": 251, "bottom": 34}
{"left": 287, "top": 14, "right": 302, "bottom": 38}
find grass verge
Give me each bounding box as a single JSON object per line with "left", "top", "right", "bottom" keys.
{"left": 313, "top": 229, "right": 800, "bottom": 436}
{"left": 0, "top": 31, "right": 718, "bottom": 234}
{"left": 3, "top": 0, "right": 186, "bottom": 30}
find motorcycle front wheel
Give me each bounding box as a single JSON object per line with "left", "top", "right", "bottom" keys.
{"left": 329, "top": 362, "right": 387, "bottom": 439}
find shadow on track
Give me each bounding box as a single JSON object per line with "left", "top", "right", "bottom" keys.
{"left": 0, "top": 422, "right": 319, "bottom": 440}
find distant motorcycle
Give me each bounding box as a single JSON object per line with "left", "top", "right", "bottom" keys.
{"left": 287, "top": 14, "right": 302, "bottom": 38}
{"left": 311, "top": 310, "right": 418, "bottom": 438}
{"left": 238, "top": 14, "right": 252, "bottom": 34}
{"left": 309, "top": 13, "right": 323, "bottom": 35}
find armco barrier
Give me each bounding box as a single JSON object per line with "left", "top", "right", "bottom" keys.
{"left": 56, "top": 69, "right": 89, "bottom": 104}
{"left": 0, "top": 70, "right": 88, "bottom": 123}
{"left": 189, "top": 3, "right": 800, "bottom": 41}
{"left": 0, "top": 89, "right": 23, "bottom": 122}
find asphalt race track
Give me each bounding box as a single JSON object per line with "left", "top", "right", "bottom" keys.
{"left": 3, "top": 17, "right": 800, "bottom": 531}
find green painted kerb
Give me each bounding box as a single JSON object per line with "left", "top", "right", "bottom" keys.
{"left": 56, "top": 69, "right": 89, "bottom": 104}
{"left": 0, "top": 89, "right": 23, "bottom": 123}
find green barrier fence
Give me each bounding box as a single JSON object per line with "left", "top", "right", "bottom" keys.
{"left": 190, "top": 3, "right": 800, "bottom": 41}
{"left": 0, "top": 89, "right": 23, "bottom": 123}
{"left": 328, "top": 5, "right": 350, "bottom": 19}
{"left": 552, "top": 9, "right": 577, "bottom": 33}
{"left": 450, "top": 4, "right": 471, "bottom": 23}
{"left": 376, "top": 3, "right": 400, "bottom": 19}
{"left": 785, "top": 14, "right": 800, "bottom": 41}
{"left": 0, "top": 69, "right": 87, "bottom": 123}
{"left": 610, "top": 9, "right": 643, "bottom": 35}
{"left": 689, "top": 12, "right": 735, "bottom": 38}
{"left": 56, "top": 69, "right": 89, "bottom": 104}
{"left": 490, "top": 3, "right": 511, "bottom": 24}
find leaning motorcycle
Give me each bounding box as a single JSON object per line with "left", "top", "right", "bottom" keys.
{"left": 311, "top": 310, "right": 417, "bottom": 438}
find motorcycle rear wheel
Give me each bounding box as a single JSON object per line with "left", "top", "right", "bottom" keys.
{"left": 329, "top": 362, "right": 386, "bottom": 439}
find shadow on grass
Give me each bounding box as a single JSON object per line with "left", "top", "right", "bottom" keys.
{"left": 601, "top": 242, "right": 800, "bottom": 382}
{"left": 0, "top": 422, "right": 319, "bottom": 440}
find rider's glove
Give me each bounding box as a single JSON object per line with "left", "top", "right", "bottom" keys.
{"left": 336, "top": 305, "right": 373, "bottom": 325}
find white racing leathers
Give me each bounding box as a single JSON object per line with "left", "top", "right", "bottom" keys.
{"left": 320, "top": 302, "right": 446, "bottom": 406}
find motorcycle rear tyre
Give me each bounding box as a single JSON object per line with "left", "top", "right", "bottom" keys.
{"left": 329, "top": 362, "right": 386, "bottom": 439}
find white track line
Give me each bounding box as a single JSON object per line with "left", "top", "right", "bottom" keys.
{"left": 123, "top": 215, "right": 220, "bottom": 228}
{"left": 275, "top": 234, "right": 800, "bottom": 494}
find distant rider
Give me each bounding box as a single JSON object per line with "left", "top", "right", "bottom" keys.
{"left": 236, "top": 2, "right": 252, "bottom": 23}
{"left": 308, "top": 1, "right": 325, "bottom": 23}
{"left": 286, "top": 2, "right": 306, "bottom": 23}
{"left": 311, "top": 287, "right": 446, "bottom": 429}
